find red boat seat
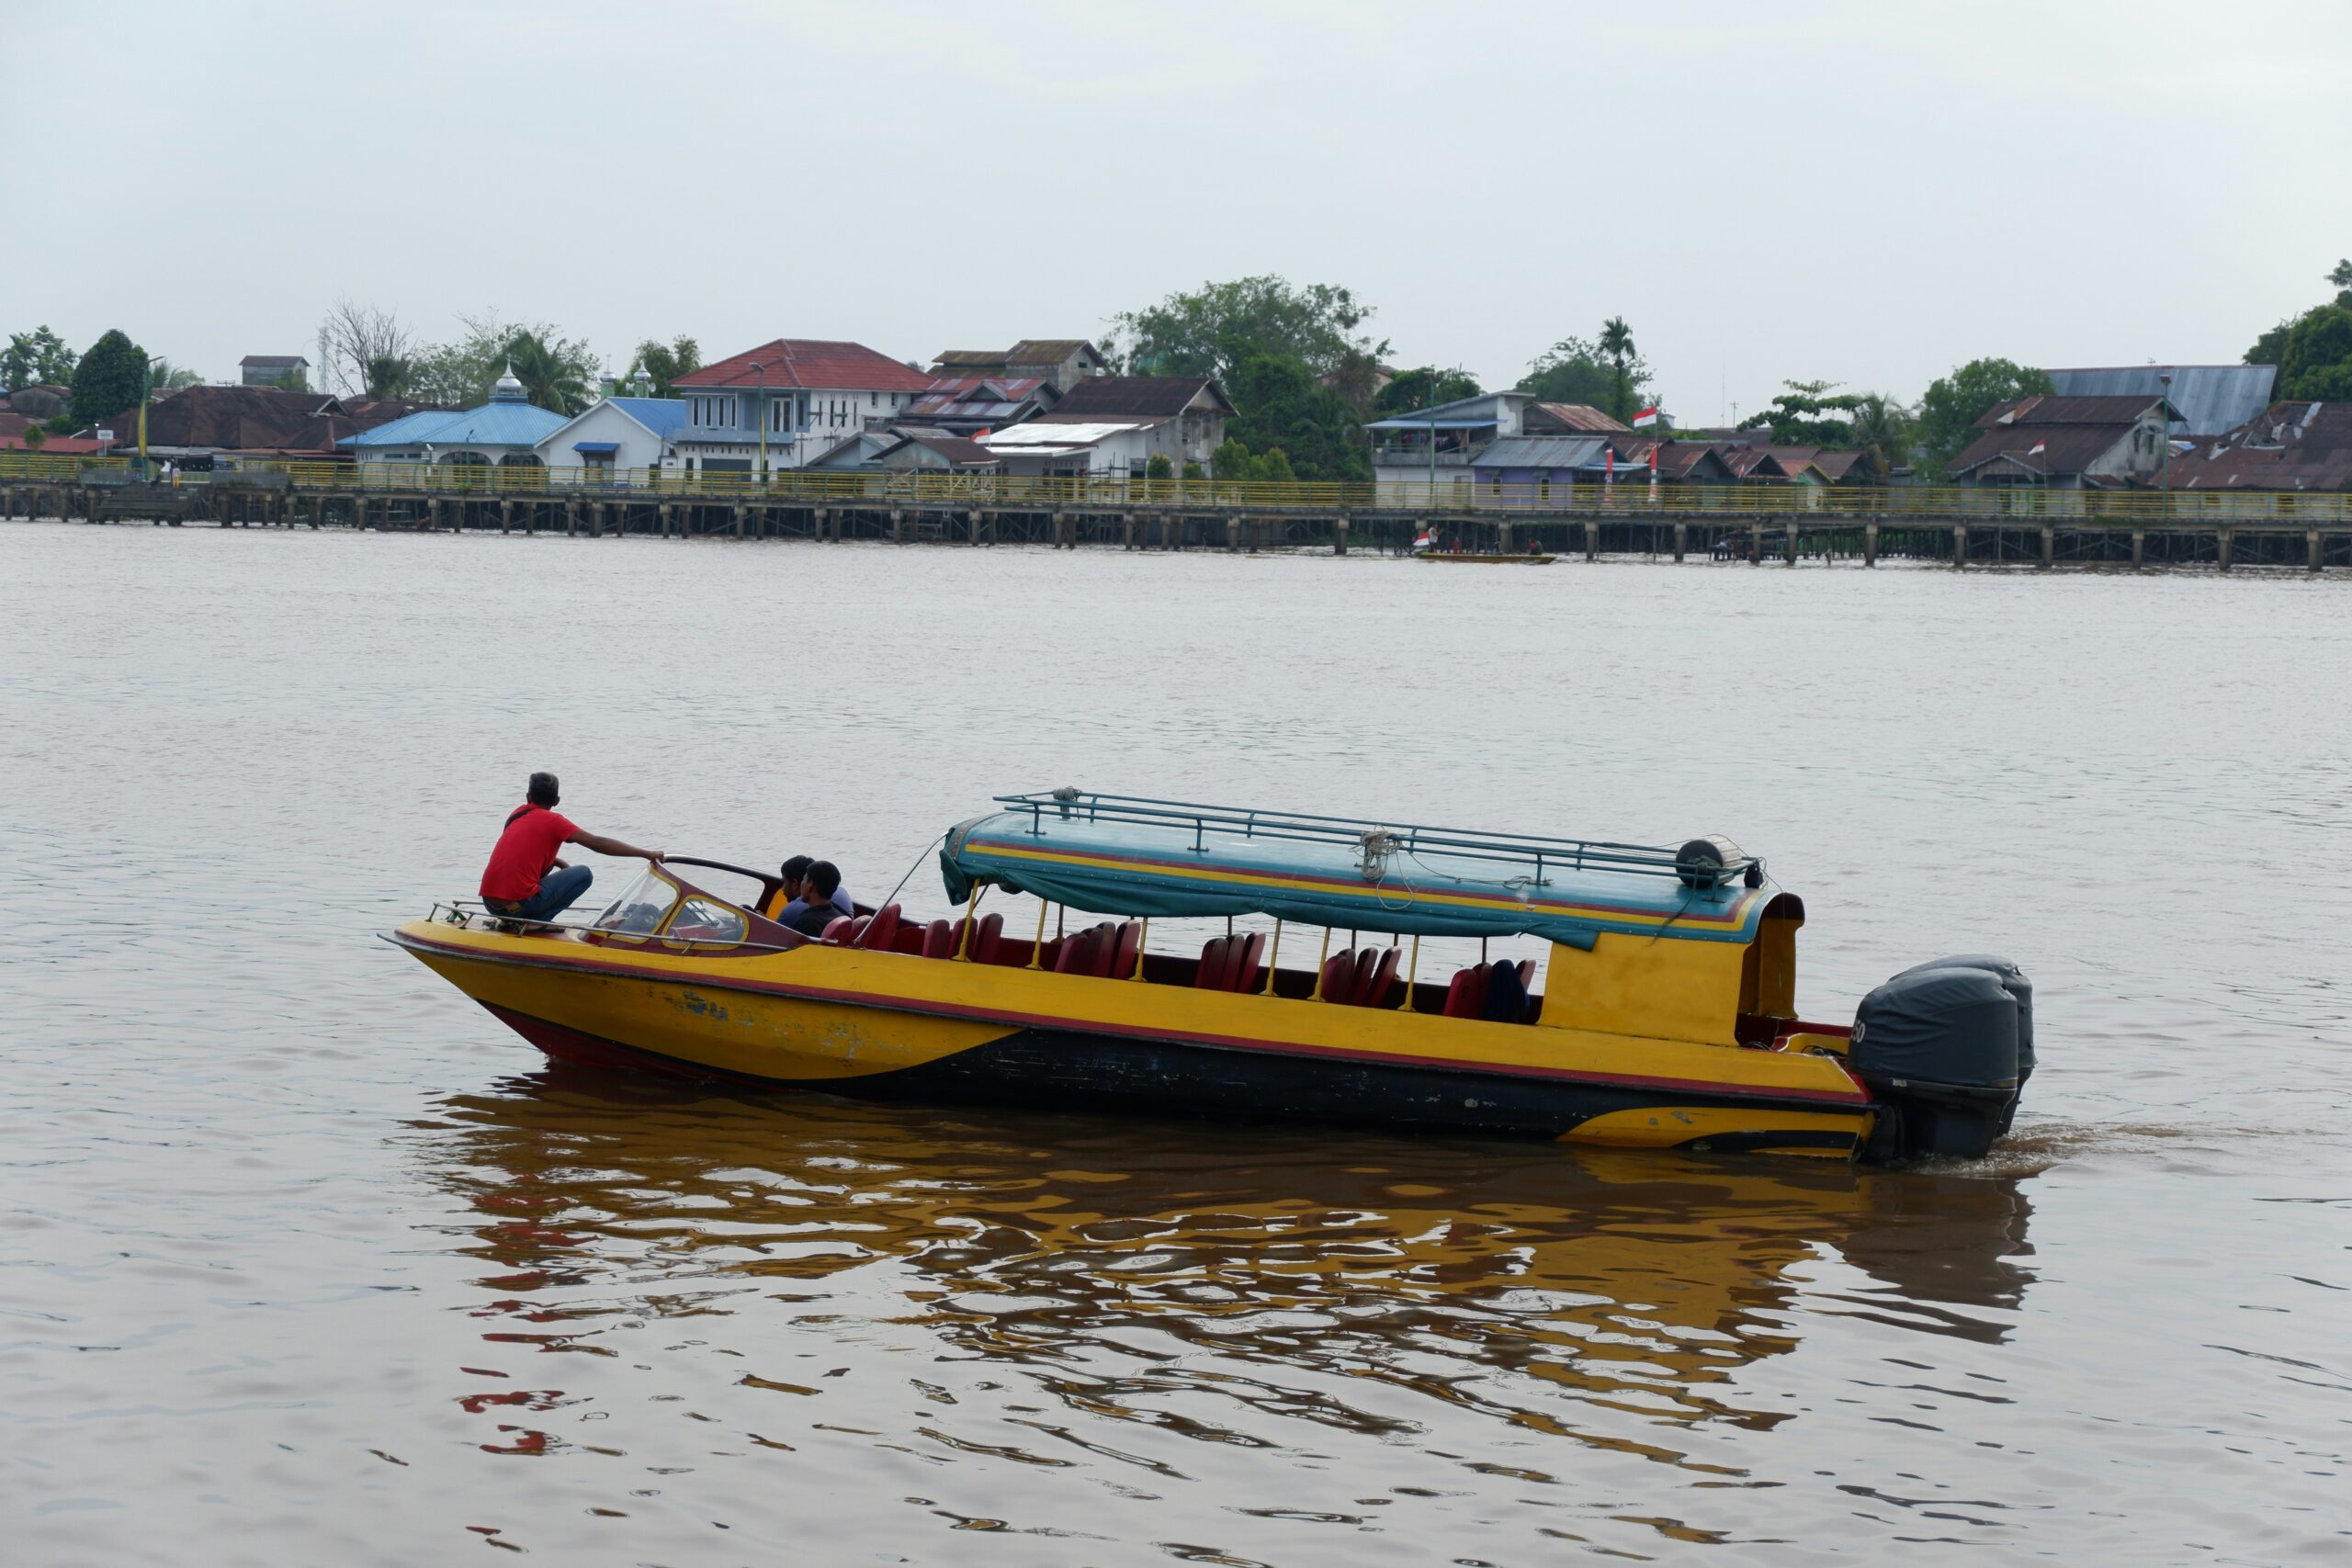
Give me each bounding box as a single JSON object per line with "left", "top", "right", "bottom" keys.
{"left": 820, "top": 915, "right": 855, "bottom": 944}
{"left": 922, "top": 919, "right": 955, "bottom": 959}
{"left": 1194, "top": 935, "right": 1231, "bottom": 989}
{"left": 1318, "top": 948, "right": 1357, "bottom": 1001}
{"left": 1347, "top": 947, "right": 1383, "bottom": 1006}
{"left": 1053, "top": 923, "right": 1106, "bottom": 975}
{"left": 843, "top": 914, "right": 873, "bottom": 945}
{"left": 1442, "top": 964, "right": 1491, "bottom": 1019}
{"left": 1362, "top": 946, "right": 1401, "bottom": 1009}
{"left": 1108, "top": 920, "right": 1141, "bottom": 979}
{"left": 969, "top": 911, "right": 1003, "bottom": 964}
{"left": 858, "top": 903, "right": 902, "bottom": 952}
{"left": 1229, "top": 931, "right": 1267, "bottom": 995}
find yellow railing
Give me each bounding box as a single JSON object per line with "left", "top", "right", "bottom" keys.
{"left": 5, "top": 450, "right": 2347, "bottom": 524}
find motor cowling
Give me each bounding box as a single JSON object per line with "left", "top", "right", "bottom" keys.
{"left": 1853, "top": 962, "right": 2026, "bottom": 1160}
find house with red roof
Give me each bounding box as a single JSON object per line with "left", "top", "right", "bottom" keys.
{"left": 668, "top": 339, "right": 933, "bottom": 473}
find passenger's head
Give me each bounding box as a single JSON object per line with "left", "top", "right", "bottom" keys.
{"left": 804, "top": 860, "right": 841, "bottom": 900}
{"left": 527, "top": 772, "right": 560, "bottom": 807}
{"left": 779, "top": 854, "right": 813, "bottom": 890}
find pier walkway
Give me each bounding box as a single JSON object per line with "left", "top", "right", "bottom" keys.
{"left": 5, "top": 456, "right": 2348, "bottom": 570}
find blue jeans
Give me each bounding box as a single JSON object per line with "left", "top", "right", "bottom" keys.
{"left": 513, "top": 863, "right": 594, "bottom": 922}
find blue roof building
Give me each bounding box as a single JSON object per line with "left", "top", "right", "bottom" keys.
{"left": 340, "top": 367, "right": 569, "bottom": 466}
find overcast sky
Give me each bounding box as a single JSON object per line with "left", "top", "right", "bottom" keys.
{"left": 6, "top": 0, "right": 2346, "bottom": 419}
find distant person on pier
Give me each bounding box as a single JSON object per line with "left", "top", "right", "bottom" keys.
{"left": 480, "top": 772, "right": 664, "bottom": 927}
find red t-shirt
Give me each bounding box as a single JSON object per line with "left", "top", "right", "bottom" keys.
{"left": 481, "top": 804, "right": 579, "bottom": 901}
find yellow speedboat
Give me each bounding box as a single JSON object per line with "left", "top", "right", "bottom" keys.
{"left": 390, "top": 792, "right": 2031, "bottom": 1163}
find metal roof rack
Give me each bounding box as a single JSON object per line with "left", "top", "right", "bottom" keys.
{"left": 991, "top": 790, "right": 1757, "bottom": 890}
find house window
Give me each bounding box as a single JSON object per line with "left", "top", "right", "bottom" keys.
{"left": 869, "top": 391, "right": 877, "bottom": 407}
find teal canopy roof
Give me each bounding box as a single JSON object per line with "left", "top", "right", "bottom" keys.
{"left": 941, "top": 794, "right": 1777, "bottom": 949}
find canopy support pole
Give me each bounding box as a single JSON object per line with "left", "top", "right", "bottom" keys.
{"left": 955, "top": 884, "right": 983, "bottom": 960}
{"left": 1310, "top": 927, "right": 1333, "bottom": 999}
{"left": 1261, "top": 921, "right": 1282, "bottom": 996}
{"left": 1027, "top": 899, "right": 1050, "bottom": 969}
{"left": 1131, "top": 919, "right": 1148, "bottom": 980}
{"left": 1398, "top": 935, "right": 1419, "bottom": 1010}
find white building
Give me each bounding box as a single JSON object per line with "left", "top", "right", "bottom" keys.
{"left": 667, "top": 339, "right": 934, "bottom": 473}
{"left": 534, "top": 396, "right": 687, "bottom": 479}
{"left": 978, "top": 377, "right": 1233, "bottom": 476}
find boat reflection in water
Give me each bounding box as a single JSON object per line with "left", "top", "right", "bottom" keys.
{"left": 420, "top": 1066, "right": 2037, "bottom": 1476}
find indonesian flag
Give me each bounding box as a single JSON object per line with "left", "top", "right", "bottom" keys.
{"left": 1633, "top": 406, "right": 1661, "bottom": 428}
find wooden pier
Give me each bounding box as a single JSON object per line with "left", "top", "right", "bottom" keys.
{"left": 4, "top": 465, "right": 2348, "bottom": 571}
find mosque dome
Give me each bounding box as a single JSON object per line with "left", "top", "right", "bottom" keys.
{"left": 490, "top": 363, "right": 526, "bottom": 403}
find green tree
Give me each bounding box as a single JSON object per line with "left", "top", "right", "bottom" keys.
{"left": 267, "top": 366, "right": 309, "bottom": 392}
{"left": 627, "top": 335, "right": 702, "bottom": 397}
{"left": 2278, "top": 305, "right": 2352, "bottom": 397}
{"left": 409, "top": 312, "right": 597, "bottom": 410}
{"left": 503, "top": 330, "right": 593, "bottom": 414}
{"left": 1745, "top": 378, "right": 1865, "bottom": 446}
{"left": 2286, "top": 360, "right": 2352, "bottom": 400}
{"left": 1915, "top": 357, "right": 2055, "bottom": 473}
{"left": 364, "top": 355, "right": 413, "bottom": 399}
{"left": 1223, "top": 352, "right": 1369, "bottom": 482}
{"left": 1211, "top": 437, "right": 1296, "bottom": 483}
{"left": 1374, "top": 366, "right": 1481, "bottom": 415}
{"left": 4, "top": 324, "right": 78, "bottom": 389}
{"left": 18, "top": 422, "right": 44, "bottom": 451}
{"left": 2330, "top": 257, "right": 2352, "bottom": 309}
{"left": 1144, "top": 452, "right": 1173, "bottom": 479}
{"left": 1598, "top": 316, "right": 1639, "bottom": 421}
{"left": 147, "top": 359, "right": 202, "bottom": 392}
{"left": 1847, "top": 393, "right": 1914, "bottom": 479}
{"left": 70, "top": 329, "right": 148, "bottom": 425}
{"left": 1517, "top": 332, "right": 1652, "bottom": 413}
{"left": 1111, "top": 276, "right": 1387, "bottom": 385}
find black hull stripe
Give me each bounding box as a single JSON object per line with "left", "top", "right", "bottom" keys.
{"left": 484, "top": 1005, "right": 1868, "bottom": 1149}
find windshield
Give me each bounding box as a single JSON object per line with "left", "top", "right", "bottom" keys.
{"left": 592, "top": 868, "right": 681, "bottom": 936}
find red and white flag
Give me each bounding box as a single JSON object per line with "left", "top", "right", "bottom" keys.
{"left": 1633, "top": 406, "right": 1661, "bottom": 428}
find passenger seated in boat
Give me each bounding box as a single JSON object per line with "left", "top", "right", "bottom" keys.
{"left": 779, "top": 861, "right": 851, "bottom": 937}
{"left": 479, "top": 772, "right": 665, "bottom": 926}
{"left": 763, "top": 855, "right": 814, "bottom": 919}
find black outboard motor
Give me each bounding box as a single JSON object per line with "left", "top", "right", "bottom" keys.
{"left": 1895, "top": 954, "right": 2033, "bottom": 1134}
{"left": 1852, "top": 959, "right": 2030, "bottom": 1160}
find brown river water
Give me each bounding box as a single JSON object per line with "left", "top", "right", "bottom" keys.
{"left": 4, "top": 522, "right": 2348, "bottom": 1565}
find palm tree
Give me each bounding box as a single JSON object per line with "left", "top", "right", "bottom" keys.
{"left": 1849, "top": 394, "right": 1914, "bottom": 481}
{"left": 502, "top": 333, "right": 590, "bottom": 414}
{"left": 1599, "top": 317, "right": 1637, "bottom": 422}
{"left": 364, "top": 355, "right": 414, "bottom": 400}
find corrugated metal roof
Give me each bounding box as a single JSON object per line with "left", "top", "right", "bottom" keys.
{"left": 1470, "top": 435, "right": 1619, "bottom": 469}
{"left": 2047, "top": 365, "right": 2277, "bottom": 437}
{"left": 1524, "top": 402, "right": 1629, "bottom": 434}
{"left": 2160, "top": 400, "right": 2352, "bottom": 490}
{"left": 1978, "top": 395, "right": 2164, "bottom": 428}
{"left": 1948, "top": 423, "right": 2135, "bottom": 477}
{"left": 981, "top": 421, "right": 1153, "bottom": 448}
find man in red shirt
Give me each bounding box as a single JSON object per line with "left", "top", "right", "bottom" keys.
{"left": 480, "top": 772, "right": 665, "bottom": 926}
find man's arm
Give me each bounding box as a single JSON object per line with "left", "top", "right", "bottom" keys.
{"left": 569, "top": 829, "right": 665, "bottom": 862}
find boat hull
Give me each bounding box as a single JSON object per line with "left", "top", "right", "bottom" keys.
{"left": 392, "top": 919, "right": 1876, "bottom": 1159}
